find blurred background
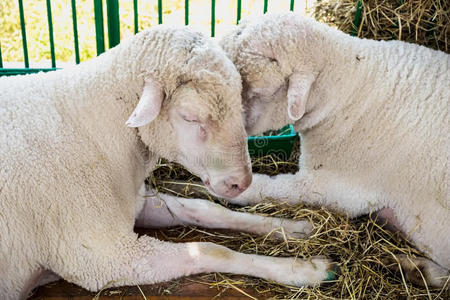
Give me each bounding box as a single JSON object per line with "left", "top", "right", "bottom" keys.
{"left": 2, "top": 0, "right": 447, "bottom": 71}
{"left": 0, "top": 0, "right": 315, "bottom": 68}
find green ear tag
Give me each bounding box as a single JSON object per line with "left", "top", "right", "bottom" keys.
{"left": 325, "top": 270, "right": 337, "bottom": 281}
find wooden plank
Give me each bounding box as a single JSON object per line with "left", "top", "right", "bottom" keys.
{"left": 29, "top": 279, "right": 262, "bottom": 299}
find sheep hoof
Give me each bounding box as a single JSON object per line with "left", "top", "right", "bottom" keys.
{"left": 325, "top": 263, "right": 339, "bottom": 281}
{"left": 384, "top": 254, "right": 449, "bottom": 288}
{"left": 271, "top": 219, "right": 314, "bottom": 240}
{"left": 267, "top": 256, "right": 336, "bottom": 287}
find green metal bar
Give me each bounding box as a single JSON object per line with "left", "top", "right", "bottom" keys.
{"left": 46, "top": 0, "right": 56, "bottom": 67}
{"left": 236, "top": 0, "right": 241, "bottom": 24}
{"left": 93, "top": 0, "right": 105, "bottom": 55}
{"left": 133, "top": 0, "right": 138, "bottom": 33}
{"left": 71, "top": 0, "right": 80, "bottom": 63}
{"left": 106, "top": 0, "right": 120, "bottom": 48}
{"left": 352, "top": 0, "right": 363, "bottom": 36}
{"left": 0, "top": 42, "right": 3, "bottom": 68}
{"left": 185, "top": 0, "right": 189, "bottom": 25}
{"left": 0, "top": 68, "right": 59, "bottom": 77}
{"left": 211, "top": 0, "right": 215, "bottom": 37}
{"left": 18, "top": 0, "right": 29, "bottom": 68}
{"left": 247, "top": 125, "right": 296, "bottom": 141}
{"left": 290, "top": 0, "right": 294, "bottom": 11}
{"left": 263, "top": 0, "right": 268, "bottom": 14}
{"left": 158, "top": 0, "right": 162, "bottom": 24}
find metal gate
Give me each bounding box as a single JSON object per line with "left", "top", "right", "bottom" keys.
{"left": 0, "top": 0, "right": 310, "bottom": 76}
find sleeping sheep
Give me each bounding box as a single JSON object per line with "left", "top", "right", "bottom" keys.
{"left": 219, "top": 12, "right": 449, "bottom": 287}
{"left": 0, "top": 25, "right": 335, "bottom": 299}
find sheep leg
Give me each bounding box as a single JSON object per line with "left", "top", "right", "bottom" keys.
{"left": 133, "top": 238, "right": 338, "bottom": 287}
{"left": 135, "top": 192, "right": 313, "bottom": 239}
{"left": 228, "top": 171, "right": 381, "bottom": 218}
{"left": 55, "top": 235, "right": 337, "bottom": 290}
{"left": 384, "top": 254, "right": 449, "bottom": 288}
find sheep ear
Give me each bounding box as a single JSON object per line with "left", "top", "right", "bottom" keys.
{"left": 126, "top": 78, "right": 164, "bottom": 127}
{"left": 287, "top": 72, "right": 316, "bottom": 121}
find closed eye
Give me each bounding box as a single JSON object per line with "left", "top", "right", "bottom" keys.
{"left": 242, "top": 51, "right": 278, "bottom": 64}
{"left": 184, "top": 118, "right": 198, "bottom": 123}
{"left": 181, "top": 114, "right": 200, "bottom": 123}
{"left": 248, "top": 82, "right": 285, "bottom": 102}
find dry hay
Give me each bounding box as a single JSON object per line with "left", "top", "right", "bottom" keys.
{"left": 311, "top": 0, "right": 450, "bottom": 53}
{"left": 149, "top": 143, "right": 449, "bottom": 299}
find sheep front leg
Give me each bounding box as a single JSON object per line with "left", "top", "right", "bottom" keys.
{"left": 54, "top": 235, "right": 336, "bottom": 291}
{"left": 229, "top": 171, "right": 381, "bottom": 218}
{"left": 131, "top": 236, "right": 337, "bottom": 288}
{"left": 136, "top": 192, "right": 313, "bottom": 239}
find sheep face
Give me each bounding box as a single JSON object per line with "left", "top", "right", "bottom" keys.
{"left": 242, "top": 77, "right": 291, "bottom": 136}
{"left": 127, "top": 79, "right": 251, "bottom": 199}
{"left": 220, "top": 13, "right": 320, "bottom": 135}
{"left": 123, "top": 27, "right": 253, "bottom": 198}
{"left": 168, "top": 81, "right": 252, "bottom": 198}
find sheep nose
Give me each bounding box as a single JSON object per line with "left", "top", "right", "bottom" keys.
{"left": 226, "top": 172, "right": 252, "bottom": 194}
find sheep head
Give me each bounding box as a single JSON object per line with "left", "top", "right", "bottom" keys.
{"left": 127, "top": 27, "right": 252, "bottom": 199}
{"left": 220, "top": 13, "right": 322, "bottom": 135}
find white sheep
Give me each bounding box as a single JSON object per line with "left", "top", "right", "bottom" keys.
{"left": 219, "top": 12, "right": 450, "bottom": 287}
{"left": 0, "top": 25, "right": 334, "bottom": 299}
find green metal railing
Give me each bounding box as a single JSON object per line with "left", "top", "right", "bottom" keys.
{"left": 133, "top": 0, "right": 139, "bottom": 33}
{"left": 352, "top": 0, "right": 363, "bottom": 36}
{"left": 185, "top": 0, "right": 189, "bottom": 25}
{"left": 46, "top": 0, "right": 56, "bottom": 68}
{"left": 18, "top": 0, "right": 29, "bottom": 68}
{"left": 71, "top": 0, "right": 81, "bottom": 64}
{"left": 0, "top": 0, "right": 315, "bottom": 76}
{"left": 107, "top": 0, "right": 120, "bottom": 47}
{"left": 93, "top": 0, "right": 105, "bottom": 55}
{"left": 211, "top": 0, "right": 216, "bottom": 37}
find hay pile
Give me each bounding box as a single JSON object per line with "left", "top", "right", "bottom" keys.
{"left": 149, "top": 146, "right": 449, "bottom": 299}
{"left": 311, "top": 0, "right": 449, "bottom": 53}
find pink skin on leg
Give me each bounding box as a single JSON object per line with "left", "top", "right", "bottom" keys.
{"left": 135, "top": 190, "right": 313, "bottom": 240}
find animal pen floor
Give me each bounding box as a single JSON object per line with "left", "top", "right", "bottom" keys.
{"left": 28, "top": 140, "right": 450, "bottom": 299}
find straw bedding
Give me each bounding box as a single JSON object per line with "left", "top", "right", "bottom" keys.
{"left": 312, "top": 0, "right": 449, "bottom": 53}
